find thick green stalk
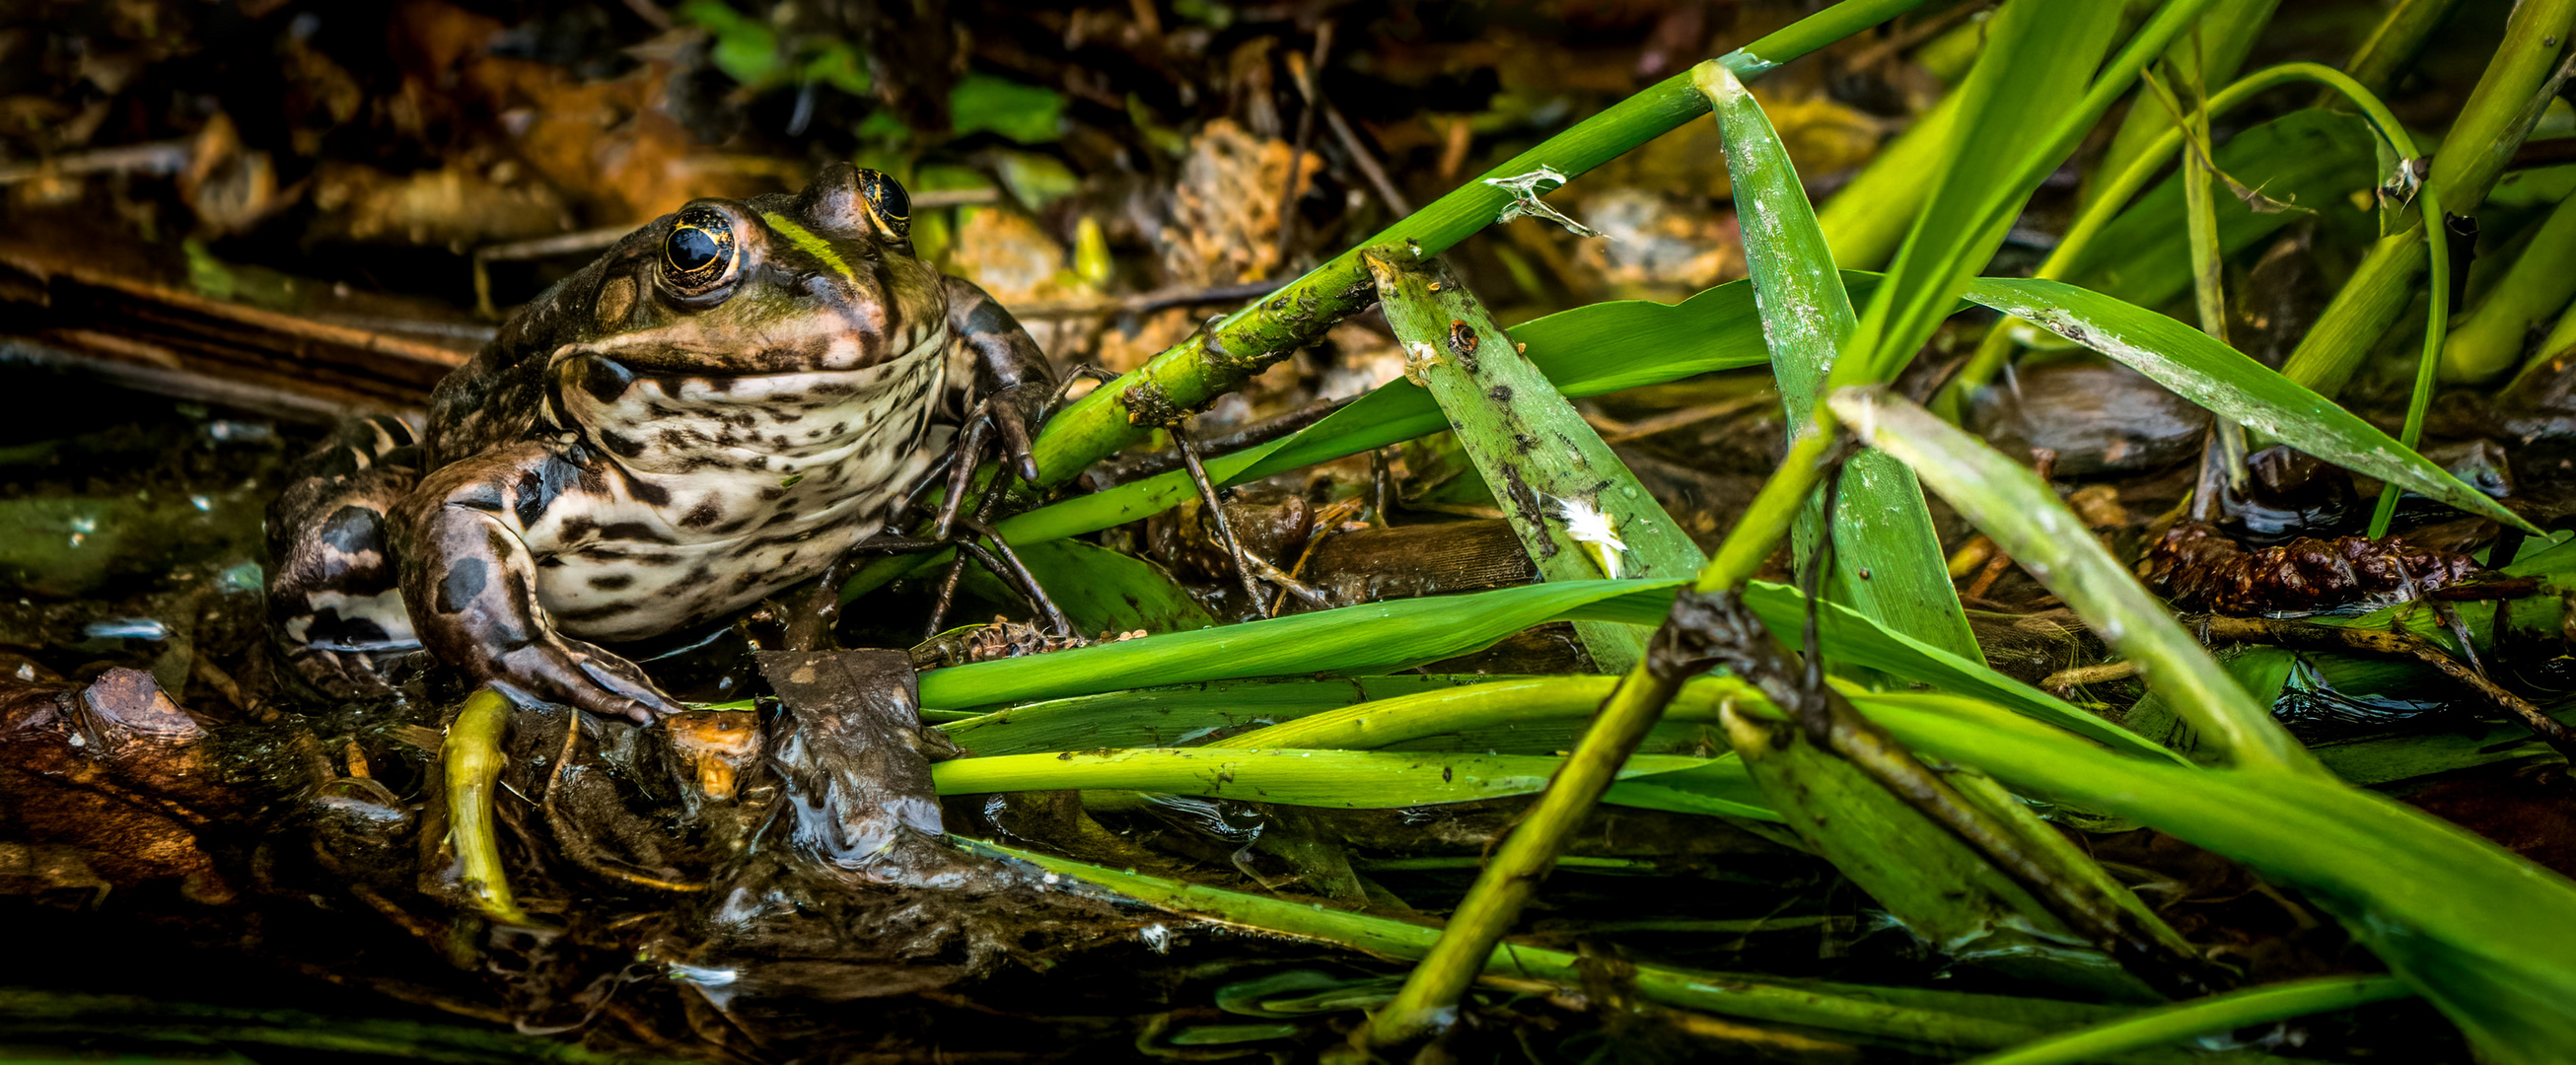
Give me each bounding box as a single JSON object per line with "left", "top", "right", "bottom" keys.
{"left": 2448, "top": 189, "right": 2576, "bottom": 383}
{"left": 2277, "top": 0, "right": 2576, "bottom": 396}
{"left": 1016, "top": 0, "right": 1928, "bottom": 490}
{"left": 1363, "top": 668, "right": 1690, "bottom": 1046}
{"left": 1964, "top": 977, "right": 2412, "bottom": 1065}
{"left": 443, "top": 688, "right": 543, "bottom": 928}
{"left": 2341, "top": 0, "right": 2470, "bottom": 97}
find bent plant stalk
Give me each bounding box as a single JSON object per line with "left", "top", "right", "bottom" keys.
{"left": 839, "top": 0, "right": 1931, "bottom": 601}
{"left": 444, "top": 687, "right": 543, "bottom": 928}
{"left": 1370, "top": 1, "right": 2234, "bottom": 1043}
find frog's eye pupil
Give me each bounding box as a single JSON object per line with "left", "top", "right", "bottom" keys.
{"left": 663, "top": 205, "right": 737, "bottom": 292}
{"left": 670, "top": 227, "right": 720, "bottom": 271}
{"left": 856, "top": 170, "right": 910, "bottom": 241}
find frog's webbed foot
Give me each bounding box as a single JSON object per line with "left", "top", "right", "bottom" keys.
{"left": 483, "top": 636, "right": 683, "bottom": 725}
{"left": 394, "top": 443, "right": 688, "bottom": 725}
{"left": 281, "top": 647, "right": 404, "bottom": 702}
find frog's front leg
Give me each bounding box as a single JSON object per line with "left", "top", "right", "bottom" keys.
{"left": 943, "top": 274, "right": 1057, "bottom": 484}
{"left": 390, "top": 444, "right": 683, "bottom": 723}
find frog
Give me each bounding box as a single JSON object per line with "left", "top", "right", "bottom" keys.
{"left": 264, "top": 163, "right": 1056, "bottom": 723}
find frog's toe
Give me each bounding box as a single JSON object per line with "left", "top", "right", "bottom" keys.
{"left": 985, "top": 382, "right": 1048, "bottom": 483}
{"left": 287, "top": 647, "right": 402, "bottom": 701}
{"left": 489, "top": 639, "right": 685, "bottom": 724}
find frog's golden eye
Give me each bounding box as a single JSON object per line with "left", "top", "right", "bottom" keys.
{"left": 664, "top": 205, "right": 739, "bottom": 294}
{"left": 854, "top": 169, "right": 910, "bottom": 242}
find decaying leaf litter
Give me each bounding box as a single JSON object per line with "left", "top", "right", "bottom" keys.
{"left": 10, "top": 0, "right": 2576, "bottom": 1061}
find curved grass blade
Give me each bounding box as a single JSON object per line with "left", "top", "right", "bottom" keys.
{"left": 1874, "top": 695, "right": 2576, "bottom": 1065}
{"left": 1829, "top": 386, "right": 2317, "bottom": 775}
{"left": 1958, "top": 276, "right": 2533, "bottom": 532}
{"left": 965, "top": 838, "right": 2075, "bottom": 1050}
{"left": 1963, "top": 976, "right": 2410, "bottom": 1065}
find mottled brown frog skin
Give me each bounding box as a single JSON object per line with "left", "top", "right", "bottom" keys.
{"left": 266, "top": 164, "right": 1053, "bottom": 722}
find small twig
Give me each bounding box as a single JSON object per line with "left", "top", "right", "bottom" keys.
{"left": 1272, "top": 21, "right": 1333, "bottom": 269}
{"left": 1598, "top": 394, "right": 1774, "bottom": 445}
{"left": 1170, "top": 419, "right": 1273, "bottom": 618}
{"left": 1286, "top": 49, "right": 1411, "bottom": 216}
{"left": 1008, "top": 278, "right": 1287, "bottom": 320}
{"left": 2042, "top": 660, "right": 2139, "bottom": 693}
{"left": 2198, "top": 614, "right": 2576, "bottom": 761}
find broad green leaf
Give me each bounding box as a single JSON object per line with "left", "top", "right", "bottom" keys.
{"left": 949, "top": 73, "right": 1065, "bottom": 144}
{"left": 1698, "top": 60, "right": 1979, "bottom": 664}
{"left": 1830, "top": 387, "right": 2319, "bottom": 776}
{"left": 1724, "top": 702, "right": 2151, "bottom": 1000}
{"left": 1241, "top": 279, "right": 1773, "bottom": 480}
{"left": 1875, "top": 695, "right": 2576, "bottom": 1065}
{"left": 988, "top": 537, "right": 1216, "bottom": 636}
{"left": 1366, "top": 252, "right": 1703, "bottom": 671}
{"left": 1958, "top": 277, "right": 2536, "bottom": 532}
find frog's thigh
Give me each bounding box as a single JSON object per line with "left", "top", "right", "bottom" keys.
{"left": 388, "top": 443, "right": 570, "bottom": 672}
{"left": 265, "top": 415, "right": 424, "bottom": 662}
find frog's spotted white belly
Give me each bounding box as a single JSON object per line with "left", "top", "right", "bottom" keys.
{"left": 533, "top": 326, "right": 959, "bottom": 642}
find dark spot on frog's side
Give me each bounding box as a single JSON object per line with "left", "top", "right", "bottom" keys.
{"left": 439, "top": 558, "right": 487, "bottom": 613}
{"left": 680, "top": 499, "right": 724, "bottom": 528}
{"left": 587, "top": 573, "right": 635, "bottom": 592}
{"left": 598, "top": 521, "right": 674, "bottom": 543}
{"left": 624, "top": 474, "right": 673, "bottom": 507}
{"left": 320, "top": 506, "right": 389, "bottom": 555}
{"left": 553, "top": 601, "right": 634, "bottom": 623}
{"left": 599, "top": 430, "right": 646, "bottom": 459}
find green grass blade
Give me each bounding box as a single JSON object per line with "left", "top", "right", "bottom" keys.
{"left": 1367, "top": 252, "right": 1704, "bottom": 671}
{"left": 929, "top": 746, "right": 1727, "bottom": 810}
{"left": 1965, "top": 976, "right": 2410, "bottom": 1065}
{"left": 913, "top": 579, "right": 1683, "bottom": 710}
{"left": 1958, "top": 277, "right": 2534, "bottom": 532}
{"left": 2067, "top": 109, "right": 2380, "bottom": 310}
{"left": 1725, "top": 705, "right": 2155, "bottom": 1000}
{"left": 1698, "top": 59, "right": 1979, "bottom": 664}
{"left": 1874, "top": 697, "right": 2576, "bottom": 1065}
{"left": 963, "top": 839, "right": 2066, "bottom": 1050}
{"left": 1828, "top": 387, "right": 2318, "bottom": 775}
{"left": 1835, "top": 0, "right": 2122, "bottom": 387}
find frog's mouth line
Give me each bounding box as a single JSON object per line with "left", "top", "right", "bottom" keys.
{"left": 561, "top": 320, "right": 949, "bottom": 379}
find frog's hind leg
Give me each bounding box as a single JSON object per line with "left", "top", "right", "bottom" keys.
{"left": 266, "top": 415, "right": 428, "bottom": 699}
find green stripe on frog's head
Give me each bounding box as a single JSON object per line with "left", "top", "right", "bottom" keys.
{"left": 762, "top": 212, "right": 858, "bottom": 285}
